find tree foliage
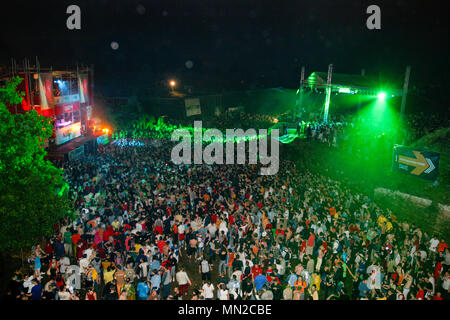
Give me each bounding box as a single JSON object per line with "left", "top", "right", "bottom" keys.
{"left": 0, "top": 77, "right": 70, "bottom": 252}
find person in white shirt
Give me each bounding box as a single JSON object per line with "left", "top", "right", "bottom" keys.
{"left": 84, "top": 248, "right": 93, "bottom": 261}
{"left": 202, "top": 282, "right": 215, "bottom": 300}
{"left": 58, "top": 286, "right": 71, "bottom": 300}
{"left": 227, "top": 275, "right": 241, "bottom": 300}
{"left": 59, "top": 256, "right": 71, "bottom": 274}
{"left": 23, "top": 275, "right": 34, "bottom": 294}
{"left": 219, "top": 220, "right": 228, "bottom": 234}
{"left": 232, "top": 269, "right": 243, "bottom": 282}
{"left": 79, "top": 254, "right": 90, "bottom": 275}
{"left": 175, "top": 267, "right": 191, "bottom": 297}
{"left": 429, "top": 237, "right": 440, "bottom": 253}
{"left": 442, "top": 271, "right": 450, "bottom": 291}
{"left": 207, "top": 222, "right": 216, "bottom": 239}
{"left": 218, "top": 283, "right": 229, "bottom": 300}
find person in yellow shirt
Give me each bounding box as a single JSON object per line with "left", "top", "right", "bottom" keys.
{"left": 103, "top": 266, "right": 116, "bottom": 284}
{"left": 90, "top": 268, "right": 98, "bottom": 282}
{"left": 311, "top": 272, "right": 321, "bottom": 291}
{"left": 386, "top": 221, "right": 393, "bottom": 231}
{"left": 111, "top": 219, "right": 120, "bottom": 231}
{"left": 87, "top": 266, "right": 99, "bottom": 290}
{"left": 101, "top": 260, "right": 112, "bottom": 273}
{"left": 135, "top": 244, "right": 142, "bottom": 253}
{"left": 377, "top": 215, "right": 387, "bottom": 226}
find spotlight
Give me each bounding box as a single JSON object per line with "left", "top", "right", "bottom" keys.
{"left": 377, "top": 92, "right": 387, "bottom": 100}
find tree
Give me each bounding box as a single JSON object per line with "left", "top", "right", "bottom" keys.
{"left": 0, "top": 77, "right": 70, "bottom": 252}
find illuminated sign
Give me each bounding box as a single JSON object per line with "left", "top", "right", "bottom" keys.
{"left": 55, "top": 122, "right": 81, "bottom": 145}
{"left": 97, "top": 134, "right": 110, "bottom": 145}
{"left": 393, "top": 145, "right": 439, "bottom": 181}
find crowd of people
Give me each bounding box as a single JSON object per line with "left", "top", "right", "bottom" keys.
{"left": 303, "top": 111, "right": 448, "bottom": 149}
{"left": 6, "top": 123, "right": 448, "bottom": 300}
{"left": 205, "top": 111, "right": 277, "bottom": 130}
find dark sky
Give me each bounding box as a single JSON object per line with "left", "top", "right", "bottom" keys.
{"left": 1, "top": 0, "right": 449, "bottom": 100}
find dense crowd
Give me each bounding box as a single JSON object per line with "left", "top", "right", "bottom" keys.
{"left": 6, "top": 127, "right": 448, "bottom": 301}
{"left": 205, "top": 112, "right": 276, "bottom": 130}
{"left": 302, "top": 111, "right": 448, "bottom": 147}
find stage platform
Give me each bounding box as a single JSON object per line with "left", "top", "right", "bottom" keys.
{"left": 46, "top": 133, "right": 103, "bottom": 160}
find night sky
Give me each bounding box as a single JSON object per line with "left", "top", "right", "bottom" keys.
{"left": 0, "top": 0, "right": 449, "bottom": 107}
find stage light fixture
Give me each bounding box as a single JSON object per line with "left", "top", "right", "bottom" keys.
{"left": 377, "top": 92, "right": 387, "bottom": 100}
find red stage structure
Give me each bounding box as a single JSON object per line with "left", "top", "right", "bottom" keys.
{"left": 1, "top": 58, "right": 104, "bottom": 161}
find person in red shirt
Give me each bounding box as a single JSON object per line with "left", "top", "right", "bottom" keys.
{"left": 251, "top": 265, "right": 262, "bottom": 280}
{"left": 76, "top": 239, "right": 88, "bottom": 260}
{"left": 275, "top": 229, "right": 285, "bottom": 238}
{"left": 300, "top": 239, "right": 307, "bottom": 260}
{"left": 434, "top": 260, "right": 443, "bottom": 279}
{"left": 433, "top": 292, "right": 443, "bottom": 300}
{"left": 416, "top": 286, "right": 425, "bottom": 300}
{"left": 103, "top": 226, "right": 113, "bottom": 242}
{"left": 44, "top": 240, "right": 54, "bottom": 256}
{"left": 329, "top": 207, "right": 336, "bottom": 217}
{"left": 306, "top": 231, "right": 315, "bottom": 256}
{"left": 157, "top": 239, "right": 167, "bottom": 253}
{"left": 438, "top": 241, "right": 448, "bottom": 253}
{"left": 71, "top": 231, "right": 81, "bottom": 257}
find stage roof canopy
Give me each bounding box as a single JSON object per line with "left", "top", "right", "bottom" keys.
{"left": 305, "top": 72, "right": 402, "bottom": 94}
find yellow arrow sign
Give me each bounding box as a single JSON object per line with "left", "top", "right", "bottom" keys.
{"left": 398, "top": 150, "right": 429, "bottom": 175}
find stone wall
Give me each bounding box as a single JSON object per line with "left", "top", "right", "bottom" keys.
{"left": 374, "top": 187, "right": 450, "bottom": 240}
